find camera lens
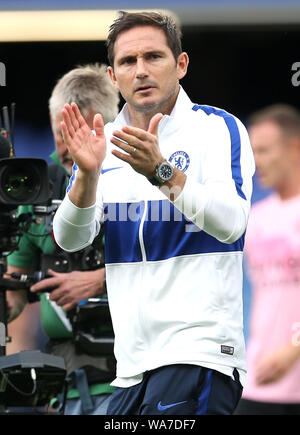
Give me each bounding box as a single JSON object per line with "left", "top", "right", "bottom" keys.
{"left": 0, "top": 157, "right": 50, "bottom": 206}
{"left": 2, "top": 162, "right": 40, "bottom": 202}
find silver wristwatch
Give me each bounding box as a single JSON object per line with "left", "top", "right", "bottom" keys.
{"left": 148, "top": 160, "right": 174, "bottom": 186}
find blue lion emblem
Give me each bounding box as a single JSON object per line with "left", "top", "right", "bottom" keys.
{"left": 169, "top": 151, "right": 190, "bottom": 172}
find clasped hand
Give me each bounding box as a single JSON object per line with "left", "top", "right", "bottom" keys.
{"left": 61, "top": 102, "right": 164, "bottom": 178}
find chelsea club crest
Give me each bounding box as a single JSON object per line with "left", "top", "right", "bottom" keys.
{"left": 169, "top": 151, "right": 190, "bottom": 172}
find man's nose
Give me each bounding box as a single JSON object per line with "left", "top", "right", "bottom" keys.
{"left": 136, "top": 58, "right": 148, "bottom": 79}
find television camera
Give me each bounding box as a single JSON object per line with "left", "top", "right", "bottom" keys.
{"left": 0, "top": 104, "right": 115, "bottom": 415}
{"left": 0, "top": 104, "right": 68, "bottom": 414}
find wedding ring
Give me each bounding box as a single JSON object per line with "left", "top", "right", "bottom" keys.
{"left": 132, "top": 147, "right": 137, "bottom": 153}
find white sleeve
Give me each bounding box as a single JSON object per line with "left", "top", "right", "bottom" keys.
{"left": 53, "top": 189, "right": 103, "bottom": 253}
{"left": 173, "top": 115, "right": 255, "bottom": 243}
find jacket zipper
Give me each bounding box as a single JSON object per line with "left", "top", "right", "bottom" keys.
{"left": 139, "top": 200, "right": 148, "bottom": 262}
{"left": 137, "top": 200, "right": 151, "bottom": 356}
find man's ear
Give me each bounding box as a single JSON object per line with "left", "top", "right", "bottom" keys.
{"left": 108, "top": 66, "right": 119, "bottom": 91}
{"left": 49, "top": 113, "right": 55, "bottom": 132}
{"left": 288, "top": 136, "right": 300, "bottom": 158}
{"left": 177, "top": 52, "right": 189, "bottom": 80}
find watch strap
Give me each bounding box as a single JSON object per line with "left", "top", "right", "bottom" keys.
{"left": 148, "top": 161, "right": 165, "bottom": 186}
{"left": 148, "top": 176, "right": 161, "bottom": 186}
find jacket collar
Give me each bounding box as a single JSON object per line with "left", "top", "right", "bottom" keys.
{"left": 114, "top": 86, "right": 193, "bottom": 134}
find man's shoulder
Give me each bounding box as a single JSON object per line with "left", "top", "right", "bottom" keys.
{"left": 189, "top": 103, "right": 246, "bottom": 133}
{"left": 190, "top": 103, "right": 235, "bottom": 118}
{"left": 251, "top": 194, "right": 277, "bottom": 213}
{"left": 247, "top": 194, "right": 277, "bottom": 230}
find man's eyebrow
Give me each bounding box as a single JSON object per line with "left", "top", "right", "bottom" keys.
{"left": 117, "top": 54, "right": 136, "bottom": 64}
{"left": 145, "top": 50, "right": 165, "bottom": 57}
{"left": 117, "top": 50, "right": 166, "bottom": 64}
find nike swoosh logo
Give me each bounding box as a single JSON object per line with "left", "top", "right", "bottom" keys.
{"left": 101, "top": 166, "right": 122, "bottom": 174}
{"left": 157, "top": 400, "right": 187, "bottom": 411}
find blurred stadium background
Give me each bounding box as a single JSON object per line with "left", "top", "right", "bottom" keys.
{"left": 1, "top": 0, "right": 300, "bottom": 342}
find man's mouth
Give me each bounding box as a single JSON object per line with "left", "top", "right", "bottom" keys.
{"left": 135, "top": 85, "right": 155, "bottom": 93}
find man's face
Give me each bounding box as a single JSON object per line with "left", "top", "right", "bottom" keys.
{"left": 51, "top": 110, "right": 95, "bottom": 175}
{"left": 108, "top": 26, "right": 188, "bottom": 116}
{"left": 51, "top": 111, "right": 73, "bottom": 174}
{"left": 249, "top": 121, "right": 292, "bottom": 190}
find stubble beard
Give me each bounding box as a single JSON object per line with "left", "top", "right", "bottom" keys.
{"left": 131, "top": 87, "right": 178, "bottom": 116}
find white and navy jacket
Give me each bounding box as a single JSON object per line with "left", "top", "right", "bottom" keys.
{"left": 53, "top": 88, "right": 255, "bottom": 387}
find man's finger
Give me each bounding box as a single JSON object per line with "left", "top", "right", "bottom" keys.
{"left": 148, "top": 113, "right": 163, "bottom": 136}
{"left": 62, "top": 107, "right": 75, "bottom": 138}
{"left": 50, "top": 292, "right": 72, "bottom": 310}
{"left": 30, "top": 276, "right": 59, "bottom": 292}
{"left": 60, "top": 121, "right": 71, "bottom": 147}
{"left": 111, "top": 136, "right": 132, "bottom": 155}
{"left": 67, "top": 103, "right": 80, "bottom": 131}
{"left": 112, "top": 130, "right": 141, "bottom": 149}
{"left": 47, "top": 268, "right": 60, "bottom": 277}
{"left": 61, "top": 302, "right": 76, "bottom": 312}
{"left": 121, "top": 125, "right": 148, "bottom": 142}
{"left": 93, "top": 113, "right": 105, "bottom": 137}
{"left": 71, "top": 102, "right": 87, "bottom": 128}
{"left": 111, "top": 149, "right": 132, "bottom": 163}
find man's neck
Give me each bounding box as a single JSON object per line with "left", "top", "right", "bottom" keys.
{"left": 277, "top": 174, "right": 300, "bottom": 200}
{"left": 127, "top": 87, "right": 180, "bottom": 130}
{"left": 128, "top": 109, "right": 156, "bottom": 130}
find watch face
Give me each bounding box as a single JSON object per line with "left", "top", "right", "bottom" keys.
{"left": 159, "top": 163, "right": 173, "bottom": 181}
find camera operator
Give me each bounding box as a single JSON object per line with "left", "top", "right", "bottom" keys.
{"left": 5, "top": 64, "right": 120, "bottom": 415}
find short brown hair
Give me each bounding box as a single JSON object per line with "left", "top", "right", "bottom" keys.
{"left": 248, "top": 104, "right": 300, "bottom": 138}
{"left": 106, "top": 11, "right": 182, "bottom": 67}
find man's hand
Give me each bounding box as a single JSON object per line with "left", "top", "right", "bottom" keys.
{"left": 61, "top": 103, "right": 106, "bottom": 175}
{"left": 255, "top": 343, "right": 300, "bottom": 384}
{"left": 30, "top": 268, "right": 106, "bottom": 312}
{"left": 61, "top": 103, "right": 107, "bottom": 208}
{"left": 110, "top": 113, "right": 164, "bottom": 178}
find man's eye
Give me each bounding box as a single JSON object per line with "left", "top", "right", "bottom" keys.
{"left": 149, "top": 54, "right": 160, "bottom": 60}
{"left": 123, "top": 58, "right": 135, "bottom": 64}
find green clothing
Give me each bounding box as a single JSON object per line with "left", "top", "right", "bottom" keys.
{"left": 7, "top": 203, "right": 73, "bottom": 338}
{"left": 7, "top": 152, "right": 113, "bottom": 399}
{"left": 49, "top": 150, "right": 60, "bottom": 166}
